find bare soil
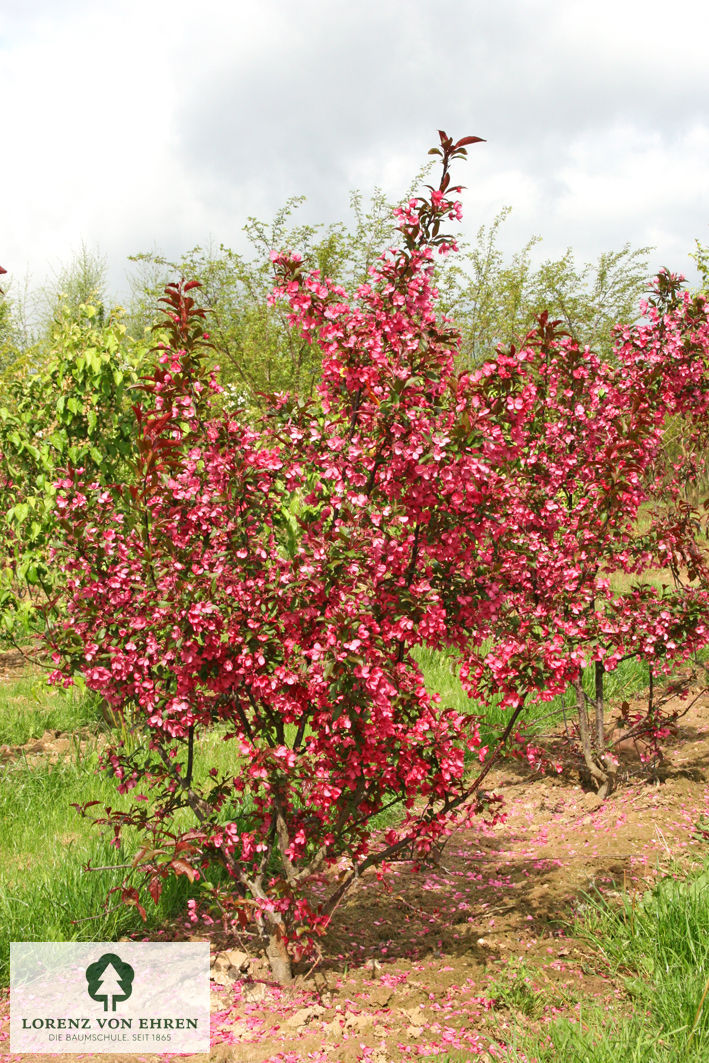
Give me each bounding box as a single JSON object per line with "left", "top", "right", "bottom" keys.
{"left": 3, "top": 672, "right": 709, "bottom": 1062}
{"left": 0, "top": 647, "right": 37, "bottom": 681}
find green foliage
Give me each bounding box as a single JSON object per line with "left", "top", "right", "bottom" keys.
{"left": 127, "top": 186, "right": 408, "bottom": 411}
{"left": 531, "top": 243, "right": 652, "bottom": 356}
{"left": 438, "top": 208, "right": 652, "bottom": 365}
{"left": 0, "top": 291, "right": 12, "bottom": 378}
{"left": 690, "top": 238, "right": 709, "bottom": 294}
{"left": 127, "top": 200, "right": 652, "bottom": 413}
{"left": 0, "top": 283, "right": 37, "bottom": 395}
{"left": 434, "top": 207, "right": 542, "bottom": 362}
{"left": 0, "top": 302, "right": 147, "bottom": 641}
{"left": 38, "top": 243, "right": 109, "bottom": 332}
{"left": 1, "top": 247, "right": 114, "bottom": 409}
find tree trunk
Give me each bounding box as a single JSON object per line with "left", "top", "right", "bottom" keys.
{"left": 594, "top": 661, "right": 616, "bottom": 797}
{"left": 262, "top": 911, "right": 293, "bottom": 984}
{"left": 575, "top": 678, "right": 609, "bottom": 796}
{"left": 594, "top": 661, "right": 605, "bottom": 751}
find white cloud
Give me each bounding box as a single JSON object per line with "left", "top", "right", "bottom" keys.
{"left": 2, "top": 0, "right": 708, "bottom": 303}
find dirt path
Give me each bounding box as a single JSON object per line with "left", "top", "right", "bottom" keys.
{"left": 3, "top": 681, "right": 709, "bottom": 1062}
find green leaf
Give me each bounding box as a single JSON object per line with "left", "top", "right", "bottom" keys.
{"left": 85, "top": 348, "right": 101, "bottom": 374}
{"left": 9, "top": 502, "right": 29, "bottom": 525}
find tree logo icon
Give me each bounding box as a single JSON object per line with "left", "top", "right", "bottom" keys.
{"left": 85, "top": 953, "right": 134, "bottom": 1011}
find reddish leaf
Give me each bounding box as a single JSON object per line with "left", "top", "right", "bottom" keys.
{"left": 122, "top": 887, "right": 147, "bottom": 921}
{"left": 148, "top": 875, "right": 163, "bottom": 905}
{"left": 171, "top": 859, "right": 197, "bottom": 882}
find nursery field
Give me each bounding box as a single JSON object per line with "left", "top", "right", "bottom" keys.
{"left": 3, "top": 648, "right": 709, "bottom": 1062}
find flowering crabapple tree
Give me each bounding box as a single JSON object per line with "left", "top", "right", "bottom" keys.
{"left": 48, "top": 130, "right": 709, "bottom": 980}
{"left": 49, "top": 133, "right": 530, "bottom": 984}
{"left": 454, "top": 275, "right": 709, "bottom": 796}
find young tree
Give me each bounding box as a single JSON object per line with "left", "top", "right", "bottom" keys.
{"left": 0, "top": 270, "right": 36, "bottom": 394}
{"left": 0, "top": 266, "right": 10, "bottom": 372}
{"left": 38, "top": 244, "right": 109, "bottom": 331}
{"left": 48, "top": 133, "right": 709, "bottom": 982}
{"left": 691, "top": 238, "right": 709, "bottom": 294}
{"left": 456, "top": 277, "right": 709, "bottom": 795}
{"left": 51, "top": 133, "right": 507, "bottom": 983}
{"left": 0, "top": 301, "right": 145, "bottom": 642}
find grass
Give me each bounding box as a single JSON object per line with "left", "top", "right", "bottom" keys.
{"left": 0, "top": 671, "right": 106, "bottom": 745}
{"left": 0, "top": 745, "right": 199, "bottom": 984}
{"left": 0, "top": 692, "right": 256, "bottom": 986}
{"left": 487, "top": 956, "right": 549, "bottom": 1020}
{"left": 420, "top": 1055, "right": 478, "bottom": 1062}
{"left": 498, "top": 855, "right": 709, "bottom": 1062}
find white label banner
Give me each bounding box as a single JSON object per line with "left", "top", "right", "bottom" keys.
{"left": 11, "top": 941, "right": 210, "bottom": 1054}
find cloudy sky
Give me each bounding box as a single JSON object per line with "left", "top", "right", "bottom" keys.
{"left": 2, "top": 0, "right": 708, "bottom": 305}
